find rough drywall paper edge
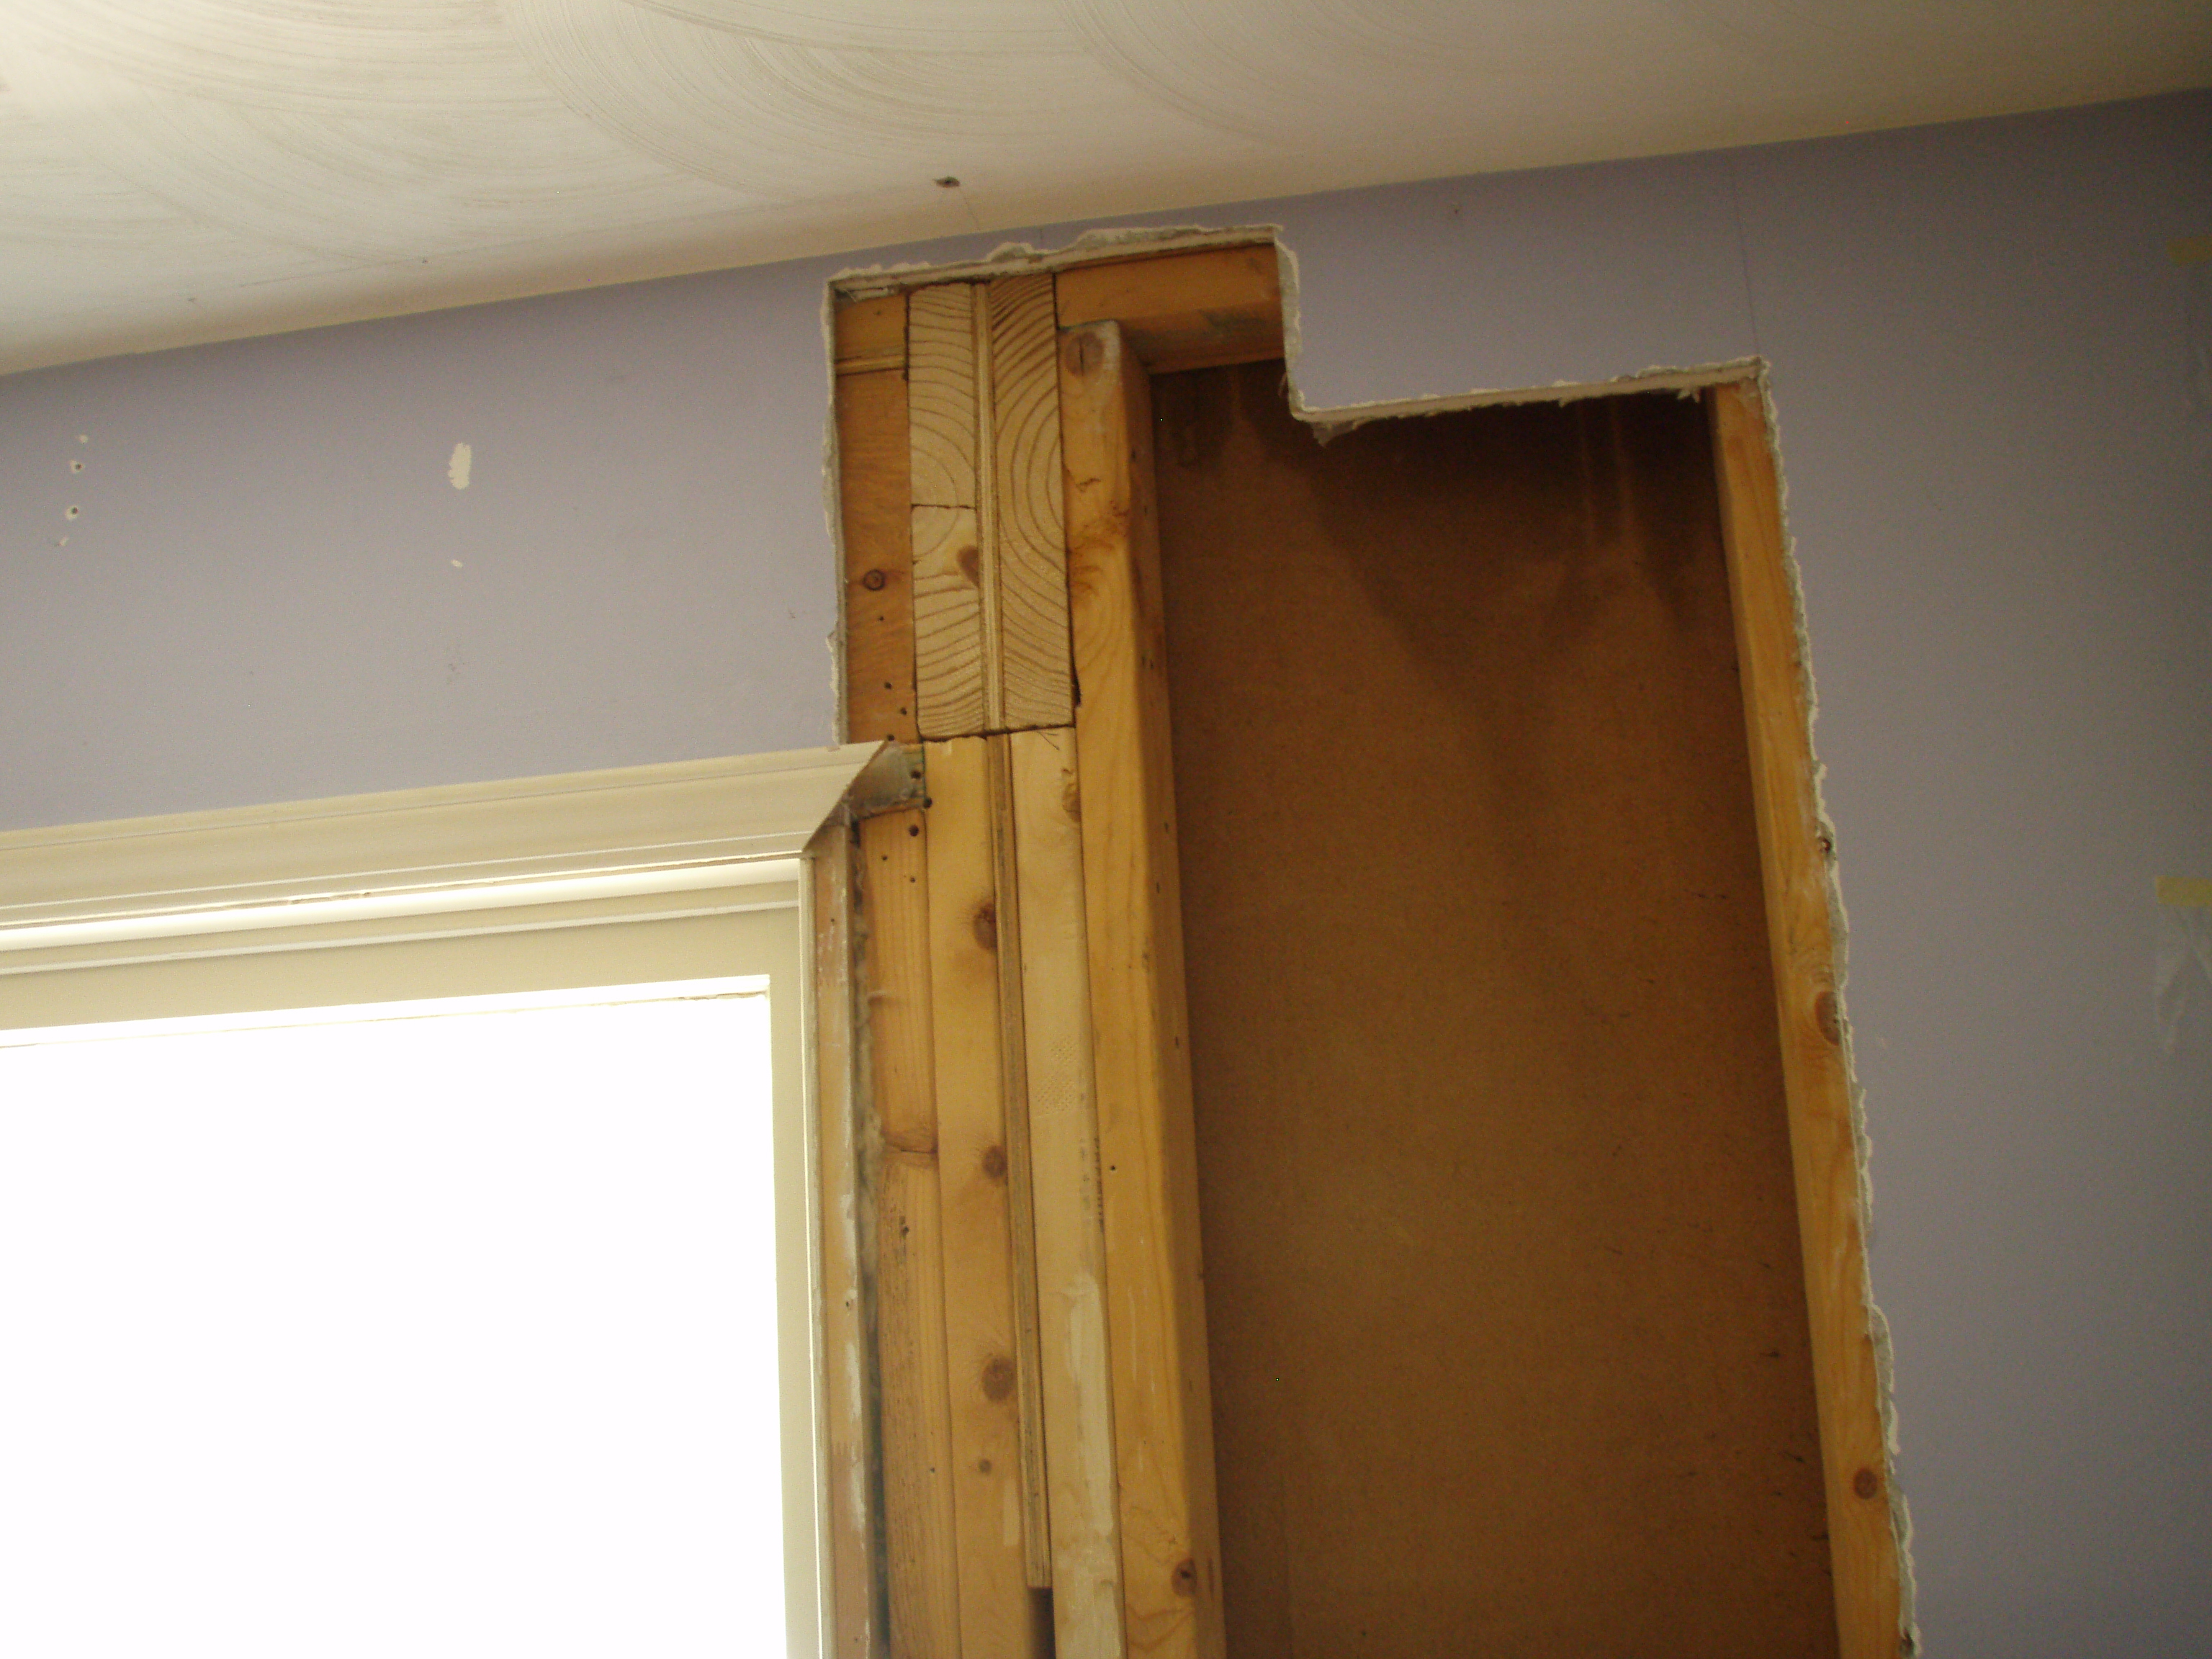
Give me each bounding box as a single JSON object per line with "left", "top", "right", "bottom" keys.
{"left": 819, "top": 286, "right": 848, "bottom": 745}
{"left": 825, "top": 224, "right": 1282, "bottom": 298}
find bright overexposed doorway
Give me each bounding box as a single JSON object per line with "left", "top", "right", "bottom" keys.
{"left": 0, "top": 979, "right": 796, "bottom": 1657}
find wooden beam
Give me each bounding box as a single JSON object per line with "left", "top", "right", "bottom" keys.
{"left": 986, "top": 274, "right": 1074, "bottom": 729}
{"left": 860, "top": 809, "right": 963, "bottom": 1657}
{"left": 1010, "top": 726, "right": 1128, "bottom": 1659}
{"left": 1709, "top": 379, "right": 1906, "bottom": 1659}
{"left": 1058, "top": 320, "right": 1226, "bottom": 1659}
{"left": 1054, "top": 246, "right": 1281, "bottom": 374}
{"left": 813, "top": 824, "right": 886, "bottom": 1659}
{"left": 837, "top": 294, "right": 908, "bottom": 376}
{"left": 925, "top": 737, "right": 1049, "bottom": 1653}
{"left": 910, "top": 284, "right": 987, "bottom": 738}
{"left": 838, "top": 343, "right": 918, "bottom": 747}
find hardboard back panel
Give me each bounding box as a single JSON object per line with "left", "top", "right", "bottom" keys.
{"left": 1151, "top": 362, "right": 1836, "bottom": 1658}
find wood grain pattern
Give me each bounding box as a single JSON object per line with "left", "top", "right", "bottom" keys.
{"left": 879, "top": 1148, "right": 965, "bottom": 1659}
{"left": 861, "top": 806, "right": 963, "bottom": 1658}
{"left": 1058, "top": 323, "right": 1226, "bottom": 1659}
{"left": 1709, "top": 379, "right": 1907, "bottom": 1659}
{"left": 986, "top": 734, "right": 1054, "bottom": 1588}
{"left": 1055, "top": 246, "right": 1281, "bottom": 373}
{"left": 837, "top": 293, "right": 908, "bottom": 374}
{"left": 987, "top": 274, "right": 1074, "bottom": 729}
{"left": 813, "top": 827, "right": 886, "bottom": 1659}
{"left": 838, "top": 356, "right": 918, "bottom": 745}
{"left": 909, "top": 283, "right": 979, "bottom": 508}
{"left": 925, "top": 737, "right": 1049, "bottom": 1654}
{"left": 862, "top": 808, "right": 939, "bottom": 1159}
{"left": 912, "top": 505, "right": 986, "bottom": 739}
{"left": 1010, "top": 725, "right": 1129, "bottom": 1659}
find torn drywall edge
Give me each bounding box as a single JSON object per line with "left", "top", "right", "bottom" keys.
{"left": 1747, "top": 365, "right": 1921, "bottom": 1656}
{"left": 811, "top": 245, "right": 1919, "bottom": 1647}
{"left": 826, "top": 224, "right": 1281, "bottom": 298}
{"left": 818, "top": 287, "right": 849, "bottom": 745}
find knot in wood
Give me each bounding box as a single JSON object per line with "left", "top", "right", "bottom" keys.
{"left": 1172, "top": 1557, "right": 1199, "bottom": 1597}
{"left": 981, "top": 1355, "right": 1017, "bottom": 1402}
{"left": 972, "top": 898, "right": 998, "bottom": 951}
{"left": 860, "top": 567, "right": 888, "bottom": 592}
{"left": 1852, "top": 1466, "right": 1880, "bottom": 1500}
{"left": 1814, "top": 989, "right": 1842, "bottom": 1046}
{"left": 980, "top": 1143, "right": 1008, "bottom": 1181}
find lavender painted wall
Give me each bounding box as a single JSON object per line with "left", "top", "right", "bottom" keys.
{"left": 4, "top": 90, "right": 2207, "bottom": 1658}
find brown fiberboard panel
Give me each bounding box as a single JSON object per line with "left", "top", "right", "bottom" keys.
{"left": 1151, "top": 363, "right": 1836, "bottom": 1659}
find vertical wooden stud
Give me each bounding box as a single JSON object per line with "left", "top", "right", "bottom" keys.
{"left": 814, "top": 823, "right": 886, "bottom": 1659}
{"left": 1059, "top": 319, "right": 1226, "bottom": 1659}
{"left": 861, "top": 808, "right": 963, "bottom": 1658}
{"left": 1709, "top": 379, "right": 1907, "bottom": 1659}
{"left": 836, "top": 296, "right": 916, "bottom": 747}
{"left": 987, "top": 274, "right": 1074, "bottom": 729}
{"left": 910, "top": 285, "right": 986, "bottom": 737}
{"left": 925, "top": 737, "right": 1048, "bottom": 1655}
{"left": 1010, "top": 725, "right": 1128, "bottom": 1659}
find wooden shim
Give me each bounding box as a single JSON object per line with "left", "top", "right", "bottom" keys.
{"left": 925, "top": 738, "right": 1050, "bottom": 1650}
{"left": 912, "top": 505, "right": 986, "bottom": 740}
{"left": 838, "top": 294, "right": 909, "bottom": 375}
{"left": 987, "top": 274, "right": 1074, "bottom": 730}
{"left": 1709, "top": 380, "right": 1905, "bottom": 1659}
{"left": 814, "top": 827, "right": 886, "bottom": 1659}
{"left": 1009, "top": 726, "right": 1128, "bottom": 1659}
{"left": 1054, "top": 246, "right": 1282, "bottom": 374}
{"left": 860, "top": 809, "right": 962, "bottom": 1657}
{"left": 1058, "top": 321, "right": 1226, "bottom": 1659}
{"left": 838, "top": 355, "right": 918, "bottom": 746}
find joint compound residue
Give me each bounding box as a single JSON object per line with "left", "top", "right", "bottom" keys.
{"left": 447, "top": 441, "right": 472, "bottom": 490}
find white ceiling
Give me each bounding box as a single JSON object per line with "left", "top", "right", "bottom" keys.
{"left": 3, "top": 1, "right": 2207, "bottom": 375}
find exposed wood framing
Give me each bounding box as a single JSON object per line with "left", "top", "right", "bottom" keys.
{"left": 986, "top": 276, "right": 1073, "bottom": 731}
{"left": 812, "top": 822, "right": 886, "bottom": 1659}
{"left": 829, "top": 247, "right": 1892, "bottom": 1659}
{"left": 860, "top": 808, "right": 963, "bottom": 1658}
{"left": 924, "top": 737, "right": 1049, "bottom": 1653}
{"left": 827, "top": 250, "right": 1267, "bottom": 1658}
{"left": 1054, "top": 246, "right": 1281, "bottom": 374}
{"left": 1058, "top": 320, "right": 1226, "bottom": 1659}
{"left": 837, "top": 294, "right": 909, "bottom": 377}
{"left": 837, "top": 291, "right": 917, "bottom": 747}
{"left": 1010, "top": 726, "right": 1128, "bottom": 1658}
{"left": 1709, "top": 379, "right": 1906, "bottom": 1659}
{"left": 907, "top": 278, "right": 1073, "bottom": 739}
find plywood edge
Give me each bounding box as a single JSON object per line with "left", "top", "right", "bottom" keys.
{"left": 1055, "top": 246, "right": 1282, "bottom": 374}
{"left": 1059, "top": 320, "right": 1226, "bottom": 1659}
{"left": 1707, "top": 378, "right": 1908, "bottom": 1659}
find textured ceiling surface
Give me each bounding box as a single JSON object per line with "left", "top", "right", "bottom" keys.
{"left": 2, "top": 1, "right": 2208, "bottom": 373}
